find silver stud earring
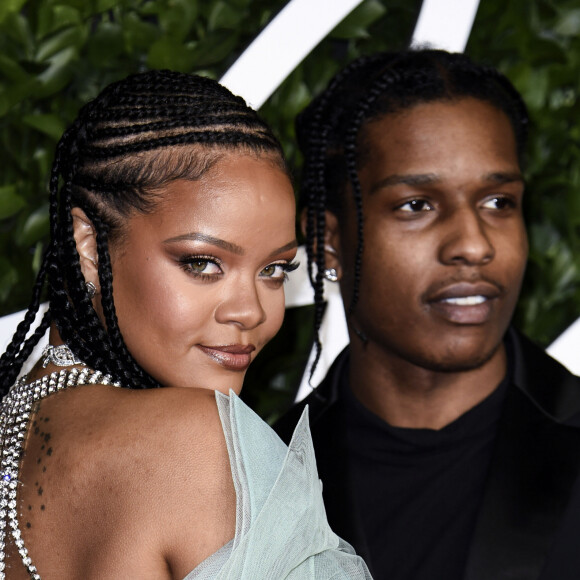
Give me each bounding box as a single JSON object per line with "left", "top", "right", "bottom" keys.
{"left": 86, "top": 281, "right": 97, "bottom": 299}
{"left": 324, "top": 268, "right": 338, "bottom": 283}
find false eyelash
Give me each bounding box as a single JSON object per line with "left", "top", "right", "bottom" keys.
{"left": 177, "top": 255, "right": 223, "bottom": 280}
{"left": 283, "top": 261, "right": 300, "bottom": 273}
{"left": 178, "top": 254, "right": 222, "bottom": 265}
{"left": 177, "top": 255, "right": 223, "bottom": 271}
{"left": 280, "top": 261, "right": 300, "bottom": 283}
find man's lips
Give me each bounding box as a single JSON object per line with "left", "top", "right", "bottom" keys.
{"left": 197, "top": 344, "right": 256, "bottom": 372}
{"left": 427, "top": 281, "right": 502, "bottom": 302}
{"left": 425, "top": 281, "right": 503, "bottom": 324}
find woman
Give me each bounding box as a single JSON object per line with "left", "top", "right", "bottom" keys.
{"left": 0, "top": 71, "right": 371, "bottom": 579}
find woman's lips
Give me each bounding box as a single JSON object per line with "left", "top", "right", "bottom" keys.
{"left": 197, "top": 344, "right": 255, "bottom": 372}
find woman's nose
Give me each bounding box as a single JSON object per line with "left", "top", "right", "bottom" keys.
{"left": 214, "top": 279, "right": 266, "bottom": 330}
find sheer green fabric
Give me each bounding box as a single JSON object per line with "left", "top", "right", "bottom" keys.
{"left": 184, "top": 391, "right": 372, "bottom": 579}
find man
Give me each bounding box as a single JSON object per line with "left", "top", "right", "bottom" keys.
{"left": 275, "top": 49, "right": 580, "bottom": 580}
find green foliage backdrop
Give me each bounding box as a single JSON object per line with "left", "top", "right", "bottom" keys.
{"left": 468, "top": 0, "right": 580, "bottom": 345}
{"left": 1, "top": 0, "right": 579, "bottom": 415}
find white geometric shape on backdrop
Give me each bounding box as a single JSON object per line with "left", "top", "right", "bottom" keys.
{"left": 411, "top": 0, "right": 481, "bottom": 52}
{"left": 2, "top": 0, "right": 577, "bottom": 391}
{"left": 219, "top": 0, "right": 364, "bottom": 109}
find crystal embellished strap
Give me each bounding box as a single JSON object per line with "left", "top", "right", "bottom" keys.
{"left": 0, "top": 367, "right": 120, "bottom": 579}
{"left": 41, "top": 344, "right": 84, "bottom": 368}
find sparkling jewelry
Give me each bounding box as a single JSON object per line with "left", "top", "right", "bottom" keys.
{"left": 41, "top": 344, "right": 84, "bottom": 369}
{"left": 323, "top": 267, "right": 339, "bottom": 283}
{"left": 86, "top": 281, "right": 97, "bottom": 299}
{"left": 0, "top": 367, "right": 121, "bottom": 579}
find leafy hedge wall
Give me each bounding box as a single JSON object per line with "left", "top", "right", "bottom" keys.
{"left": 469, "top": 0, "right": 580, "bottom": 346}
{"left": 1, "top": 0, "right": 579, "bottom": 415}
{"left": 0, "top": 0, "right": 287, "bottom": 314}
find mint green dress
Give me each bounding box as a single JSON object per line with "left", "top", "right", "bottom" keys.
{"left": 184, "top": 392, "right": 372, "bottom": 579}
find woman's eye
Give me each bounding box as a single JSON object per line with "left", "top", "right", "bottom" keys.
{"left": 180, "top": 257, "right": 222, "bottom": 277}
{"left": 482, "top": 196, "right": 516, "bottom": 210}
{"left": 190, "top": 260, "right": 219, "bottom": 273}
{"left": 260, "top": 263, "right": 286, "bottom": 280}
{"left": 260, "top": 261, "right": 299, "bottom": 282}
{"left": 397, "top": 199, "right": 433, "bottom": 212}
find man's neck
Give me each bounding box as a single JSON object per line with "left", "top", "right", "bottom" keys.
{"left": 348, "top": 340, "right": 507, "bottom": 430}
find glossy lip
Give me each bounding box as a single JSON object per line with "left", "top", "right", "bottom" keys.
{"left": 197, "top": 344, "right": 256, "bottom": 372}
{"left": 425, "top": 281, "right": 502, "bottom": 325}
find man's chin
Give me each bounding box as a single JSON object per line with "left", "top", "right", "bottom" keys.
{"left": 413, "top": 341, "right": 504, "bottom": 374}
{"left": 421, "top": 348, "right": 497, "bottom": 373}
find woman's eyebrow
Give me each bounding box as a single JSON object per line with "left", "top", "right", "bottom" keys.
{"left": 268, "top": 240, "right": 298, "bottom": 258}
{"left": 163, "top": 232, "right": 244, "bottom": 255}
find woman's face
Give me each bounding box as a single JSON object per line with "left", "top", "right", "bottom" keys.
{"left": 105, "top": 153, "right": 297, "bottom": 394}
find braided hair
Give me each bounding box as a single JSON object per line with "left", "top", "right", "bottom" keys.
{"left": 0, "top": 70, "right": 285, "bottom": 392}
{"left": 297, "top": 49, "right": 530, "bottom": 375}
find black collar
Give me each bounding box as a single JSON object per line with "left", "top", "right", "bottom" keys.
{"left": 465, "top": 329, "right": 580, "bottom": 579}
{"left": 280, "top": 327, "right": 580, "bottom": 579}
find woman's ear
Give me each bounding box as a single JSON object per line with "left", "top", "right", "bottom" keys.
{"left": 300, "top": 208, "right": 343, "bottom": 281}
{"left": 71, "top": 207, "right": 100, "bottom": 294}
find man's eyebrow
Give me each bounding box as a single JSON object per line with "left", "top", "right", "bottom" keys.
{"left": 163, "top": 233, "right": 244, "bottom": 255}
{"left": 370, "top": 173, "right": 439, "bottom": 193}
{"left": 370, "top": 171, "right": 525, "bottom": 193}
{"left": 484, "top": 171, "right": 525, "bottom": 185}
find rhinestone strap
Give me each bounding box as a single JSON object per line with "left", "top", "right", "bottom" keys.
{"left": 0, "top": 367, "right": 120, "bottom": 579}
{"left": 41, "top": 344, "right": 84, "bottom": 368}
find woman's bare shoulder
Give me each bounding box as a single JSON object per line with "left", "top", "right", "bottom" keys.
{"left": 46, "top": 385, "right": 229, "bottom": 470}
{"left": 26, "top": 385, "right": 236, "bottom": 578}
{"left": 111, "top": 387, "right": 237, "bottom": 576}
{"left": 89, "top": 386, "right": 236, "bottom": 525}
{"left": 59, "top": 384, "right": 227, "bottom": 449}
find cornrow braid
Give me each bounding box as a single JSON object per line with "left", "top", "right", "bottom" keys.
{"left": 297, "top": 49, "right": 530, "bottom": 377}
{"left": 299, "top": 54, "right": 390, "bottom": 379}
{"left": 0, "top": 69, "right": 286, "bottom": 393}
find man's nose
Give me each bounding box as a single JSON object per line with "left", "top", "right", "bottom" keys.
{"left": 438, "top": 207, "right": 495, "bottom": 266}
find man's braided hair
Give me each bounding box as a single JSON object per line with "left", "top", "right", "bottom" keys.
{"left": 297, "top": 49, "right": 529, "bottom": 375}
{"left": 0, "top": 70, "right": 285, "bottom": 392}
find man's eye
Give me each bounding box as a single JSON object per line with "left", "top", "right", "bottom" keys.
{"left": 397, "top": 199, "right": 433, "bottom": 212}
{"left": 482, "top": 196, "right": 516, "bottom": 210}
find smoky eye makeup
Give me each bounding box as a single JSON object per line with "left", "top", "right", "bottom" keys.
{"left": 260, "top": 260, "right": 300, "bottom": 282}
{"left": 259, "top": 261, "right": 300, "bottom": 288}
{"left": 177, "top": 254, "right": 300, "bottom": 284}
{"left": 178, "top": 255, "right": 223, "bottom": 280}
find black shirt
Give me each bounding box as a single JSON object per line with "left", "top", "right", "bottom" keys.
{"left": 344, "top": 369, "right": 509, "bottom": 580}
{"left": 274, "top": 330, "right": 580, "bottom": 580}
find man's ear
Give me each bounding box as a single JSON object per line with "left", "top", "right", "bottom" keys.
{"left": 300, "top": 208, "right": 343, "bottom": 281}
{"left": 71, "top": 207, "right": 100, "bottom": 292}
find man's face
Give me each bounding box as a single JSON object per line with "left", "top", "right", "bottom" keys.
{"left": 330, "top": 97, "right": 528, "bottom": 372}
